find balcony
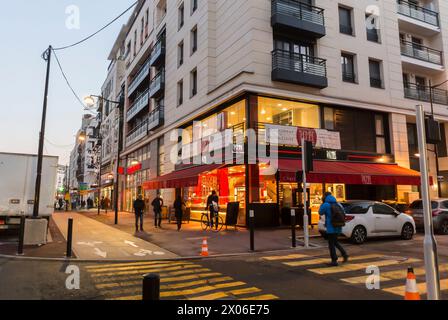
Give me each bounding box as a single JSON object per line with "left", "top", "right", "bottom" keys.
{"left": 147, "top": 105, "right": 164, "bottom": 132}
{"left": 397, "top": 0, "right": 440, "bottom": 35}
{"left": 126, "top": 89, "right": 149, "bottom": 123}
{"left": 400, "top": 40, "right": 444, "bottom": 72}
{"left": 367, "top": 28, "right": 380, "bottom": 43}
{"left": 126, "top": 120, "right": 148, "bottom": 147}
{"left": 271, "top": 49, "right": 328, "bottom": 89}
{"left": 149, "top": 37, "right": 166, "bottom": 67}
{"left": 271, "top": 0, "right": 325, "bottom": 38}
{"left": 127, "top": 61, "right": 150, "bottom": 97}
{"left": 149, "top": 70, "right": 165, "bottom": 98}
{"left": 404, "top": 83, "right": 448, "bottom": 105}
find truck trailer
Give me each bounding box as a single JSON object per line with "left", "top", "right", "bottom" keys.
{"left": 0, "top": 152, "right": 58, "bottom": 230}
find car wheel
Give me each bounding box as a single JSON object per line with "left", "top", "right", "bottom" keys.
{"left": 401, "top": 223, "right": 414, "bottom": 240}
{"left": 351, "top": 226, "right": 367, "bottom": 244}
{"left": 438, "top": 220, "right": 448, "bottom": 235}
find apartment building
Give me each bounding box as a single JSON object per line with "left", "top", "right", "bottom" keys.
{"left": 113, "top": 0, "right": 448, "bottom": 225}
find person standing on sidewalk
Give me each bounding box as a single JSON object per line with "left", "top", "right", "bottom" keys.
{"left": 319, "top": 192, "right": 349, "bottom": 266}
{"left": 205, "top": 191, "right": 219, "bottom": 229}
{"left": 173, "top": 195, "right": 185, "bottom": 231}
{"left": 151, "top": 193, "right": 164, "bottom": 228}
{"left": 133, "top": 195, "right": 146, "bottom": 233}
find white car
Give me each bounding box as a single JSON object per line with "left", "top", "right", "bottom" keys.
{"left": 318, "top": 201, "right": 416, "bottom": 244}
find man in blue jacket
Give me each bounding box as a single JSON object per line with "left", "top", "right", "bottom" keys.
{"left": 319, "top": 192, "right": 349, "bottom": 266}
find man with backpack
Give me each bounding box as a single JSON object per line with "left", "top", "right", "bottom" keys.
{"left": 151, "top": 193, "right": 164, "bottom": 228}
{"left": 319, "top": 192, "right": 349, "bottom": 266}
{"left": 205, "top": 191, "right": 219, "bottom": 229}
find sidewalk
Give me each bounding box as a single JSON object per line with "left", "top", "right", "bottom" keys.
{"left": 79, "top": 210, "right": 323, "bottom": 258}
{"left": 52, "top": 212, "right": 178, "bottom": 261}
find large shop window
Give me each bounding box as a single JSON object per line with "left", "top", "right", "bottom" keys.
{"left": 258, "top": 97, "right": 319, "bottom": 128}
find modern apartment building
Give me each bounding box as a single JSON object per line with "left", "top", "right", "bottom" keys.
{"left": 112, "top": 0, "right": 448, "bottom": 225}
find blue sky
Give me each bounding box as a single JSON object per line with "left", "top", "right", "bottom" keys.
{"left": 0, "top": 1, "right": 135, "bottom": 165}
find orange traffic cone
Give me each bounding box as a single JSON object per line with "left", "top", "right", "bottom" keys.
{"left": 405, "top": 267, "right": 421, "bottom": 300}
{"left": 201, "top": 238, "right": 209, "bottom": 257}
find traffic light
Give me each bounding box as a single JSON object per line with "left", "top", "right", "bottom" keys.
{"left": 303, "top": 140, "right": 314, "bottom": 173}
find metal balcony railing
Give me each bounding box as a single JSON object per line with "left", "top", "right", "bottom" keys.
{"left": 128, "top": 61, "right": 150, "bottom": 97}
{"left": 150, "top": 37, "right": 166, "bottom": 66}
{"left": 126, "top": 89, "right": 149, "bottom": 122}
{"left": 271, "top": 0, "right": 325, "bottom": 27}
{"left": 404, "top": 83, "right": 448, "bottom": 105}
{"left": 272, "top": 49, "right": 327, "bottom": 78}
{"left": 126, "top": 120, "right": 148, "bottom": 147}
{"left": 370, "top": 77, "right": 383, "bottom": 88}
{"left": 342, "top": 71, "right": 356, "bottom": 83}
{"left": 397, "top": 0, "right": 439, "bottom": 27}
{"left": 149, "top": 70, "right": 165, "bottom": 97}
{"left": 147, "top": 105, "right": 164, "bottom": 131}
{"left": 400, "top": 40, "right": 443, "bottom": 65}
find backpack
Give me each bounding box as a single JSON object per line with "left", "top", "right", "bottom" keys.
{"left": 330, "top": 203, "right": 346, "bottom": 228}
{"left": 212, "top": 201, "right": 219, "bottom": 213}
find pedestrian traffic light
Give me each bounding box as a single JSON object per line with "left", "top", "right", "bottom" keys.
{"left": 303, "top": 140, "right": 314, "bottom": 173}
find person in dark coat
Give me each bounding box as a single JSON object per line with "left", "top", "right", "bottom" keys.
{"left": 319, "top": 192, "right": 349, "bottom": 266}
{"left": 133, "top": 195, "right": 146, "bottom": 232}
{"left": 173, "top": 195, "right": 185, "bottom": 231}
{"left": 151, "top": 194, "right": 164, "bottom": 228}
{"left": 205, "top": 191, "right": 219, "bottom": 229}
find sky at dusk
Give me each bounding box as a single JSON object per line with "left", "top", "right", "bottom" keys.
{"left": 0, "top": 1, "right": 135, "bottom": 165}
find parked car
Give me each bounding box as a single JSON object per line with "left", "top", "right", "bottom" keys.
{"left": 407, "top": 199, "right": 448, "bottom": 235}
{"left": 318, "top": 200, "right": 416, "bottom": 244}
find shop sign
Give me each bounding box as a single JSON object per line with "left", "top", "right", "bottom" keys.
{"left": 79, "top": 183, "right": 88, "bottom": 191}
{"left": 265, "top": 124, "right": 341, "bottom": 150}
{"left": 118, "top": 167, "right": 125, "bottom": 175}
{"left": 361, "top": 175, "right": 373, "bottom": 185}
{"left": 326, "top": 150, "right": 337, "bottom": 160}
{"left": 127, "top": 163, "right": 142, "bottom": 175}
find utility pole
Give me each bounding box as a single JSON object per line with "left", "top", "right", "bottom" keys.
{"left": 114, "top": 92, "right": 124, "bottom": 225}
{"left": 416, "top": 104, "right": 441, "bottom": 300}
{"left": 97, "top": 97, "right": 104, "bottom": 216}
{"left": 33, "top": 45, "right": 52, "bottom": 218}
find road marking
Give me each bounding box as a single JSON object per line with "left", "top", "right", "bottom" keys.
{"left": 88, "top": 262, "right": 193, "bottom": 273}
{"left": 239, "top": 294, "right": 279, "bottom": 300}
{"left": 284, "top": 254, "right": 381, "bottom": 267}
{"left": 309, "top": 258, "right": 420, "bottom": 275}
{"left": 262, "top": 254, "right": 311, "bottom": 261}
{"left": 161, "top": 286, "right": 225, "bottom": 298}
{"left": 341, "top": 264, "right": 448, "bottom": 284}
{"left": 77, "top": 241, "right": 103, "bottom": 247}
{"left": 228, "top": 287, "right": 262, "bottom": 296}
{"left": 94, "top": 248, "right": 107, "bottom": 258}
{"left": 382, "top": 279, "right": 448, "bottom": 296}
{"left": 85, "top": 260, "right": 179, "bottom": 270}
{"left": 162, "top": 273, "right": 223, "bottom": 283}
{"left": 124, "top": 240, "right": 139, "bottom": 248}
{"left": 90, "top": 264, "right": 200, "bottom": 277}
{"left": 188, "top": 292, "right": 229, "bottom": 300}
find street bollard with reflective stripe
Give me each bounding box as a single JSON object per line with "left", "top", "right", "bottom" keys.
{"left": 66, "top": 218, "right": 73, "bottom": 258}
{"left": 143, "top": 274, "right": 160, "bottom": 300}
{"left": 17, "top": 216, "right": 25, "bottom": 256}
{"left": 249, "top": 210, "right": 255, "bottom": 251}
{"left": 291, "top": 209, "right": 297, "bottom": 248}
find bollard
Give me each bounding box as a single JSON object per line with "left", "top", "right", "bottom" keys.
{"left": 303, "top": 207, "right": 310, "bottom": 248}
{"left": 17, "top": 216, "right": 26, "bottom": 256}
{"left": 249, "top": 210, "right": 255, "bottom": 251}
{"left": 66, "top": 218, "right": 73, "bottom": 258}
{"left": 143, "top": 274, "right": 160, "bottom": 300}
{"left": 291, "top": 209, "right": 296, "bottom": 248}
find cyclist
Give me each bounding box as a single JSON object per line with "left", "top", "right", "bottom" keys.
{"left": 205, "top": 191, "right": 219, "bottom": 229}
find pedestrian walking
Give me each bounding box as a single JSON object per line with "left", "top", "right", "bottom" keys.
{"left": 87, "top": 197, "right": 93, "bottom": 209}
{"left": 173, "top": 195, "right": 185, "bottom": 231}
{"left": 133, "top": 195, "right": 145, "bottom": 233}
{"left": 319, "top": 192, "right": 349, "bottom": 266}
{"left": 205, "top": 191, "right": 219, "bottom": 229}
{"left": 104, "top": 197, "right": 111, "bottom": 213}
{"left": 58, "top": 198, "right": 64, "bottom": 211}
{"left": 100, "top": 196, "right": 105, "bottom": 211}
{"left": 151, "top": 193, "right": 164, "bottom": 228}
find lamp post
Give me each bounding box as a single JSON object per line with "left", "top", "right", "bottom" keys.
{"left": 84, "top": 95, "right": 121, "bottom": 217}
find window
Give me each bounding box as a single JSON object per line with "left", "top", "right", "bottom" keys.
{"left": 438, "top": 123, "right": 448, "bottom": 157}
{"left": 178, "top": 3, "right": 185, "bottom": 30}
{"left": 339, "top": 6, "right": 353, "bottom": 35}
{"left": 323, "top": 107, "right": 335, "bottom": 130}
{"left": 375, "top": 114, "right": 387, "bottom": 154}
{"left": 158, "top": 137, "right": 165, "bottom": 176}
{"left": 190, "top": 69, "right": 197, "bottom": 97}
{"left": 369, "top": 59, "right": 383, "bottom": 88}
{"left": 366, "top": 14, "right": 380, "bottom": 43}
{"left": 403, "top": 73, "right": 410, "bottom": 88}
{"left": 178, "top": 41, "right": 184, "bottom": 67}
{"left": 191, "top": 0, "right": 198, "bottom": 14}
{"left": 373, "top": 204, "right": 397, "bottom": 215}
{"left": 177, "top": 80, "right": 184, "bottom": 106}
{"left": 145, "top": 9, "right": 149, "bottom": 38}
{"left": 341, "top": 53, "right": 356, "bottom": 83}
{"left": 191, "top": 26, "right": 198, "bottom": 55}
{"left": 133, "top": 30, "right": 137, "bottom": 57}
{"left": 343, "top": 202, "right": 371, "bottom": 214}
{"left": 410, "top": 200, "right": 438, "bottom": 210}
{"left": 140, "top": 18, "right": 144, "bottom": 45}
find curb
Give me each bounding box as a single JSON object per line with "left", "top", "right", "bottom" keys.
{"left": 0, "top": 242, "right": 324, "bottom": 263}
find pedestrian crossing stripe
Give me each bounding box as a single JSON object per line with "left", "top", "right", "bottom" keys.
{"left": 87, "top": 261, "right": 194, "bottom": 273}
{"left": 309, "top": 258, "right": 420, "bottom": 275}
{"left": 341, "top": 264, "right": 448, "bottom": 285}
{"left": 240, "top": 294, "right": 279, "bottom": 300}
{"left": 283, "top": 254, "right": 381, "bottom": 267}
{"left": 85, "top": 260, "right": 180, "bottom": 270}
{"left": 262, "top": 254, "right": 311, "bottom": 261}
{"left": 90, "top": 264, "right": 200, "bottom": 277}
{"left": 382, "top": 279, "right": 448, "bottom": 296}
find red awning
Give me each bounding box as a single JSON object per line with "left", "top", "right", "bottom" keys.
{"left": 143, "top": 164, "right": 223, "bottom": 190}
{"left": 274, "top": 159, "right": 423, "bottom": 186}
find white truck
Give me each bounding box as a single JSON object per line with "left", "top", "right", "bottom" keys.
{"left": 0, "top": 152, "right": 58, "bottom": 230}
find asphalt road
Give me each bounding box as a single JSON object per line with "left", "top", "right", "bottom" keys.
{"left": 0, "top": 232, "right": 447, "bottom": 300}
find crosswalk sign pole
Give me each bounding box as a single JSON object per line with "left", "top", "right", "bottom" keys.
{"left": 416, "top": 104, "right": 441, "bottom": 300}
{"left": 302, "top": 138, "right": 310, "bottom": 248}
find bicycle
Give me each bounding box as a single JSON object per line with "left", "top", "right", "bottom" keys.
{"left": 201, "top": 211, "right": 225, "bottom": 232}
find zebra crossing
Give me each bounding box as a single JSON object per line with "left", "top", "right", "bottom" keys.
{"left": 262, "top": 252, "right": 448, "bottom": 298}
{"left": 84, "top": 260, "right": 279, "bottom": 301}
